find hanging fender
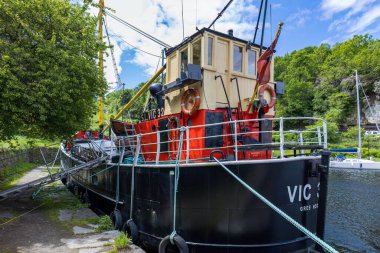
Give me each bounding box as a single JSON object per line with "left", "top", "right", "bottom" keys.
{"left": 159, "top": 234, "right": 189, "bottom": 253}
{"left": 181, "top": 88, "right": 201, "bottom": 116}
{"left": 258, "top": 84, "right": 276, "bottom": 109}
{"left": 110, "top": 209, "right": 123, "bottom": 230}
{"left": 122, "top": 219, "right": 139, "bottom": 244}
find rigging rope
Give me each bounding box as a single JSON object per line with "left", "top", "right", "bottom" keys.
{"left": 358, "top": 78, "right": 380, "bottom": 131}
{"left": 105, "top": 10, "right": 171, "bottom": 48}
{"left": 213, "top": 157, "right": 339, "bottom": 253}
{"left": 195, "top": 0, "right": 198, "bottom": 29}
{"left": 104, "top": 16, "right": 122, "bottom": 89}
{"left": 181, "top": 0, "right": 185, "bottom": 40}
{"left": 253, "top": 0, "right": 264, "bottom": 44}
{"left": 208, "top": 0, "right": 234, "bottom": 29}
{"left": 87, "top": 165, "right": 116, "bottom": 180}
{"left": 108, "top": 29, "right": 161, "bottom": 58}
{"left": 259, "top": 0, "right": 268, "bottom": 55}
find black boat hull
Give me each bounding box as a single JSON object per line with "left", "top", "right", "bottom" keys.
{"left": 61, "top": 150, "right": 326, "bottom": 253}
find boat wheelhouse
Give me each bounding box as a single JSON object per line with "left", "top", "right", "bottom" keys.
{"left": 121, "top": 27, "right": 281, "bottom": 164}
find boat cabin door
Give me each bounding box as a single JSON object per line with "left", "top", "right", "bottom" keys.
{"left": 215, "top": 39, "right": 230, "bottom": 107}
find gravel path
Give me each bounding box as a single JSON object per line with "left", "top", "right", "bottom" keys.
{"left": 0, "top": 165, "right": 145, "bottom": 253}
{"left": 16, "top": 165, "right": 50, "bottom": 186}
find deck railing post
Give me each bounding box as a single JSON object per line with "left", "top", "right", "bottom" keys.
{"left": 279, "top": 117, "right": 285, "bottom": 158}
{"left": 134, "top": 134, "right": 141, "bottom": 166}
{"left": 186, "top": 126, "right": 190, "bottom": 164}
{"left": 299, "top": 131, "right": 304, "bottom": 154}
{"left": 234, "top": 121, "right": 238, "bottom": 161}
{"left": 156, "top": 131, "right": 160, "bottom": 165}
{"left": 317, "top": 127, "right": 322, "bottom": 146}
{"left": 323, "top": 121, "right": 328, "bottom": 149}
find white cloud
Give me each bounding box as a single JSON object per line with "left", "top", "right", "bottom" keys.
{"left": 326, "top": 0, "right": 375, "bottom": 31}
{"left": 271, "top": 3, "right": 282, "bottom": 9}
{"left": 89, "top": 0, "right": 259, "bottom": 90}
{"left": 347, "top": 4, "right": 380, "bottom": 34}
{"left": 321, "top": 0, "right": 357, "bottom": 19}
{"left": 322, "top": 0, "right": 380, "bottom": 42}
{"left": 321, "top": 0, "right": 376, "bottom": 19}
{"left": 286, "top": 9, "right": 311, "bottom": 29}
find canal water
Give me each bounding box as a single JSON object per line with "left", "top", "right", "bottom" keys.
{"left": 325, "top": 169, "right": 380, "bottom": 252}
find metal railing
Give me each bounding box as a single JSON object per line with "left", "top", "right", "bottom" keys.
{"left": 111, "top": 117, "right": 327, "bottom": 164}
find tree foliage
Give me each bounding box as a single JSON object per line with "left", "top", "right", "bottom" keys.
{"left": 104, "top": 82, "right": 150, "bottom": 123}
{"left": 275, "top": 35, "right": 380, "bottom": 133}
{"left": 0, "top": 0, "right": 106, "bottom": 139}
{"left": 104, "top": 74, "right": 164, "bottom": 124}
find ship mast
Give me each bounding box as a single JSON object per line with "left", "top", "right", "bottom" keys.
{"left": 355, "top": 70, "right": 362, "bottom": 159}
{"left": 98, "top": 0, "right": 105, "bottom": 133}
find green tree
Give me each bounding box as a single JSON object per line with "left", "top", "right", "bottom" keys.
{"left": 104, "top": 88, "right": 134, "bottom": 119}
{"left": 275, "top": 35, "right": 380, "bottom": 130}
{"left": 0, "top": 0, "right": 106, "bottom": 139}
{"left": 275, "top": 46, "right": 328, "bottom": 121}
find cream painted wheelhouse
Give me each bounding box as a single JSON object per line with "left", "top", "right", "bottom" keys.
{"left": 164, "top": 27, "right": 276, "bottom": 118}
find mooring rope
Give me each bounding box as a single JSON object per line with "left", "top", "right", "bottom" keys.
{"left": 0, "top": 203, "right": 45, "bottom": 227}
{"left": 170, "top": 127, "right": 185, "bottom": 244}
{"left": 213, "top": 157, "right": 338, "bottom": 253}
{"left": 87, "top": 165, "right": 116, "bottom": 180}
{"left": 130, "top": 135, "right": 141, "bottom": 219}
{"left": 115, "top": 144, "right": 125, "bottom": 209}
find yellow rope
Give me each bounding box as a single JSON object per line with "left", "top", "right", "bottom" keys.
{"left": 0, "top": 203, "right": 45, "bottom": 227}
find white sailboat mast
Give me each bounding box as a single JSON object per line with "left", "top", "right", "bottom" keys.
{"left": 355, "top": 70, "right": 362, "bottom": 159}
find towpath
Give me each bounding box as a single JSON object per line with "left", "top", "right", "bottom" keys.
{"left": 0, "top": 166, "right": 145, "bottom": 253}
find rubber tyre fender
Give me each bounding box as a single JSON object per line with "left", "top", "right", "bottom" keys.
{"left": 82, "top": 192, "right": 91, "bottom": 207}
{"left": 61, "top": 176, "right": 67, "bottom": 185}
{"left": 122, "top": 219, "right": 139, "bottom": 244}
{"left": 66, "top": 181, "right": 73, "bottom": 191}
{"left": 110, "top": 209, "right": 123, "bottom": 230}
{"left": 158, "top": 234, "right": 189, "bottom": 253}
{"left": 73, "top": 185, "right": 79, "bottom": 197}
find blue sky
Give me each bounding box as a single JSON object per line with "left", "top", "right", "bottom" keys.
{"left": 99, "top": 0, "right": 380, "bottom": 90}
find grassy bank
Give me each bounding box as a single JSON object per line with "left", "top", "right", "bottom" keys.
{"left": 0, "top": 162, "right": 38, "bottom": 191}
{"left": 0, "top": 136, "right": 59, "bottom": 150}
{"left": 329, "top": 129, "right": 380, "bottom": 159}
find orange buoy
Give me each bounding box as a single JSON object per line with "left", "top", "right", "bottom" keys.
{"left": 181, "top": 88, "right": 201, "bottom": 116}
{"left": 258, "top": 84, "right": 276, "bottom": 108}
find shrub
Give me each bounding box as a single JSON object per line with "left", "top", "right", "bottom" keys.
{"left": 96, "top": 215, "right": 113, "bottom": 232}
{"left": 114, "top": 232, "right": 130, "bottom": 250}
{"left": 107, "top": 248, "right": 117, "bottom": 253}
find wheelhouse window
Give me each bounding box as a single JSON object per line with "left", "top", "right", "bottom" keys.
{"left": 248, "top": 49, "right": 256, "bottom": 75}
{"left": 180, "top": 49, "right": 188, "bottom": 73}
{"left": 192, "top": 40, "right": 201, "bottom": 65}
{"left": 207, "top": 37, "right": 213, "bottom": 65}
{"left": 233, "top": 45, "right": 242, "bottom": 72}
